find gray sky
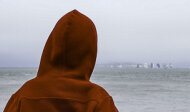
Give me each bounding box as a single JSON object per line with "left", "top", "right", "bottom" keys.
{"left": 0, "top": 0, "right": 190, "bottom": 67}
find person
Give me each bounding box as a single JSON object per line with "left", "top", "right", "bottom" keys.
{"left": 4, "top": 9, "right": 118, "bottom": 112}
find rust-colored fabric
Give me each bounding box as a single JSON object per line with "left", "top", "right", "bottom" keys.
{"left": 4, "top": 9, "right": 118, "bottom": 112}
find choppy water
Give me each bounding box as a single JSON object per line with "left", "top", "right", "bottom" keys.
{"left": 0, "top": 67, "right": 190, "bottom": 112}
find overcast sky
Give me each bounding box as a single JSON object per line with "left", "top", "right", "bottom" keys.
{"left": 0, "top": 0, "right": 190, "bottom": 67}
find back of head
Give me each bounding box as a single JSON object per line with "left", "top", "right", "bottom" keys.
{"left": 37, "top": 10, "right": 97, "bottom": 80}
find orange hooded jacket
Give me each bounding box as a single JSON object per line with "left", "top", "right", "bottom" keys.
{"left": 4, "top": 10, "right": 118, "bottom": 112}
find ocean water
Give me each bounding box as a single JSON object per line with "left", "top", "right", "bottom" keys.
{"left": 0, "top": 67, "right": 190, "bottom": 112}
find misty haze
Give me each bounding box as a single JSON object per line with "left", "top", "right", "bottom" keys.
{"left": 0, "top": 0, "right": 190, "bottom": 67}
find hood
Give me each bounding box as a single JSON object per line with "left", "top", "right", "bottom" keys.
{"left": 37, "top": 10, "right": 97, "bottom": 81}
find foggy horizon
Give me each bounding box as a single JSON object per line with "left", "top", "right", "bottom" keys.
{"left": 0, "top": 0, "right": 190, "bottom": 67}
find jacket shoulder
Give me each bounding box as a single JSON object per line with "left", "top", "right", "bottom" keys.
{"left": 90, "top": 83, "right": 111, "bottom": 102}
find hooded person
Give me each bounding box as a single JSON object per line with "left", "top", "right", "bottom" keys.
{"left": 3, "top": 9, "right": 118, "bottom": 112}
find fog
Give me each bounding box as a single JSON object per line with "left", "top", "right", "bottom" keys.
{"left": 0, "top": 0, "right": 190, "bottom": 67}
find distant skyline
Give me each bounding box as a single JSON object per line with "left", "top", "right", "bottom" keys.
{"left": 0, "top": 0, "right": 190, "bottom": 67}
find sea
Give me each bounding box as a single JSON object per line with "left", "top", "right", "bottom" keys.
{"left": 0, "top": 67, "right": 190, "bottom": 112}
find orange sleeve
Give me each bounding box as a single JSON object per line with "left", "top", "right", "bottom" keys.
{"left": 3, "top": 94, "right": 19, "bottom": 112}
{"left": 95, "top": 96, "right": 118, "bottom": 112}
